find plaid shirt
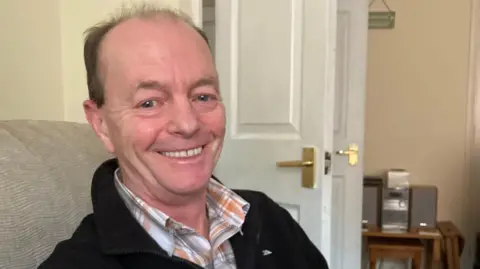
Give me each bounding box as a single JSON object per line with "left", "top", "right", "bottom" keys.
{"left": 114, "top": 169, "right": 250, "bottom": 269}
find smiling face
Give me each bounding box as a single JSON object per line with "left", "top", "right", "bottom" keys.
{"left": 84, "top": 17, "right": 225, "bottom": 202}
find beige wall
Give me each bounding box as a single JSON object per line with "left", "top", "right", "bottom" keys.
{"left": 0, "top": 0, "right": 199, "bottom": 123}
{"left": 0, "top": 1, "right": 64, "bottom": 121}
{"left": 365, "top": 0, "right": 473, "bottom": 235}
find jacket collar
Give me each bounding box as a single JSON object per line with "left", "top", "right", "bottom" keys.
{"left": 91, "top": 158, "right": 164, "bottom": 255}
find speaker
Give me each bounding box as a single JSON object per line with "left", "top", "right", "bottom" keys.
{"left": 362, "top": 185, "right": 382, "bottom": 228}
{"left": 409, "top": 185, "right": 438, "bottom": 232}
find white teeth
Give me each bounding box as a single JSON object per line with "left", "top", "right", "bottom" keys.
{"left": 161, "top": 146, "right": 203, "bottom": 158}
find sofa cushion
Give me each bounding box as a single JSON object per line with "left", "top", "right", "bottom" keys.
{"left": 0, "top": 120, "right": 111, "bottom": 269}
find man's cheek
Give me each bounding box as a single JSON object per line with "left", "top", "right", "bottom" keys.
{"left": 203, "top": 108, "right": 226, "bottom": 132}
{"left": 131, "top": 122, "right": 160, "bottom": 150}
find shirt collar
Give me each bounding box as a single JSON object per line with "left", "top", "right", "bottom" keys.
{"left": 206, "top": 179, "right": 250, "bottom": 228}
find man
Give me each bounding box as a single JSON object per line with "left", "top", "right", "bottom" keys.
{"left": 39, "top": 4, "right": 329, "bottom": 269}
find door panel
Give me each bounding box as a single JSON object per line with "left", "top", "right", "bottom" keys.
{"left": 227, "top": 0, "right": 303, "bottom": 139}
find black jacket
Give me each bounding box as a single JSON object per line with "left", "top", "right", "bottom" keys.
{"left": 38, "top": 159, "right": 329, "bottom": 269}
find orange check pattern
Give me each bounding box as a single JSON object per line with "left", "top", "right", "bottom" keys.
{"left": 114, "top": 169, "right": 250, "bottom": 269}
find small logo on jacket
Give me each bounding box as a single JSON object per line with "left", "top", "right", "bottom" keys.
{"left": 262, "top": 249, "right": 272, "bottom": 256}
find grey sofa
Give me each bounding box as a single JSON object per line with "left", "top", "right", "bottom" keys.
{"left": 0, "top": 120, "right": 111, "bottom": 269}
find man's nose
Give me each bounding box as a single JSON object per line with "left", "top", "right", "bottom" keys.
{"left": 166, "top": 99, "right": 200, "bottom": 137}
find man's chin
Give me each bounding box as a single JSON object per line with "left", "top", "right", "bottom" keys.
{"left": 144, "top": 153, "right": 214, "bottom": 193}
{"left": 164, "top": 175, "right": 211, "bottom": 197}
{"left": 151, "top": 165, "right": 212, "bottom": 190}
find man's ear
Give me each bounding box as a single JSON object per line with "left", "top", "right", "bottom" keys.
{"left": 83, "top": 100, "right": 115, "bottom": 153}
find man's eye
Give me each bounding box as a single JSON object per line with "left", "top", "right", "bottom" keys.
{"left": 196, "top": 95, "right": 214, "bottom": 102}
{"left": 192, "top": 94, "right": 219, "bottom": 112}
{"left": 139, "top": 100, "right": 157, "bottom": 108}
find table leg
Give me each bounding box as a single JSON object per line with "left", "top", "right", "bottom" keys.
{"left": 370, "top": 249, "right": 376, "bottom": 269}
{"left": 431, "top": 238, "right": 441, "bottom": 269}
{"left": 369, "top": 257, "right": 376, "bottom": 269}
{"left": 413, "top": 250, "right": 422, "bottom": 269}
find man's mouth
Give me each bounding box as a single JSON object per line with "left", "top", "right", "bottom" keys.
{"left": 159, "top": 146, "right": 204, "bottom": 158}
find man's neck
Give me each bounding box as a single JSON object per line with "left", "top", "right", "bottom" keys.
{"left": 123, "top": 177, "right": 210, "bottom": 238}
{"left": 159, "top": 193, "right": 210, "bottom": 238}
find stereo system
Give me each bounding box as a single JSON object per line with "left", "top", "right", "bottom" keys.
{"left": 362, "top": 176, "right": 438, "bottom": 232}
{"left": 382, "top": 187, "right": 409, "bottom": 231}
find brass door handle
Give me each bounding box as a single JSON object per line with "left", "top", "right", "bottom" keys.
{"left": 276, "top": 160, "right": 313, "bottom": 167}
{"left": 336, "top": 143, "right": 359, "bottom": 166}
{"left": 276, "top": 147, "right": 316, "bottom": 189}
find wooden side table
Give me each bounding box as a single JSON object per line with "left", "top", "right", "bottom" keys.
{"left": 363, "top": 227, "right": 442, "bottom": 269}
{"left": 368, "top": 238, "right": 424, "bottom": 269}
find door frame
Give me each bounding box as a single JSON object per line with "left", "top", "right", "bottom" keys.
{"left": 466, "top": 0, "right": 480, "bottom": 264}
{"left": 185, "top": 0, "right": 203, "bottom": 27}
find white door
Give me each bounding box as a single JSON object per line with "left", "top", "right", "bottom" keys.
{"left": 210, "top": 0, "right": 368, "bottom": 267}
{"left": 330, "top": 0, "right": 369, "bottom": 268}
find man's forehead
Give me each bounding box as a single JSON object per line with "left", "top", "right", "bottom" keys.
{"left": 101, "top": 19, "right": 172, "bottom": 56}
{"left": 99, "top": 16, "right": 207, "bottom": 62}
{"left": 95, "top": 16, "right": 216, "bottom": 92}
{"left": 97, "top": 16, "right": 214, "bottom": 79}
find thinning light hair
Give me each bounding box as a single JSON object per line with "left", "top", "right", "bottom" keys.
{"left": 83, "top": 2, "right": 210, "bottom": 107}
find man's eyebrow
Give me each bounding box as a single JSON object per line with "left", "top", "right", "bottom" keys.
{"left": 136, "top": 80, "right": 169, "bottom": 90}
{"left": 189, "top": 76, "right": 219, "bottom": 92}
{"left": 135, "top": 76, "right": 219, "bottom": 92}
